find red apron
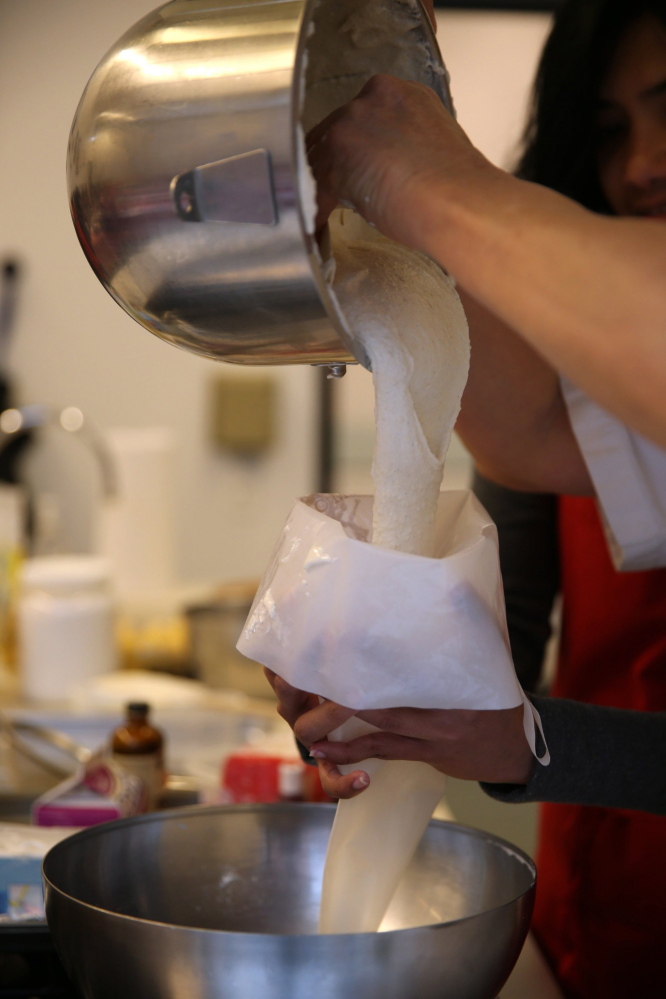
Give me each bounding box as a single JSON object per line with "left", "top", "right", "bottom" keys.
{"left": 531, "top": 494, "right": 666, "bottom": 999}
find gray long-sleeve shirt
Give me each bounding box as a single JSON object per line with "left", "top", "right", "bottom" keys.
{"left": 473, "top": 472, "right": 666, "bottom": 815}
{"left": 481, "top": 694, "right": 666, "bottom": 815}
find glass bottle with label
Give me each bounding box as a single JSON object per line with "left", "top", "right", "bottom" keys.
{"left": 111, "top": 702, "right": 165, "bottom": 810}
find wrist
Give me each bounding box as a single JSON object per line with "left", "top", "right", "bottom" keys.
{"left": 508, "top": 751, "right": 537, "bottom": 786}
{"left": 418, "top": 162, "right": 517, "bottom": 277}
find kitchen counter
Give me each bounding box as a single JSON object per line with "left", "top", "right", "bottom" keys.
{"left": 1, "top": 701, "right": 565, "bottom": 998}
{"left": 501, "top": 934, "right": 564, "bottom": 998}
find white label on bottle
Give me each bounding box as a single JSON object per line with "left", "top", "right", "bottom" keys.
{"left": 112, "top": 752, "right": 163, "bottom": 809}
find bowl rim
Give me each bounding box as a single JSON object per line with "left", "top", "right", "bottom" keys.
{"left": 43, "top": 802, "right": 536, "bottom": 939}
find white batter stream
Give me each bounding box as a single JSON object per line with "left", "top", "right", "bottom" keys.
{"left": 318, "top": 210, "right": 470, "bottom": 934}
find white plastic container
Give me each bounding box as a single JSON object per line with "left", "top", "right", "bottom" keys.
{"left": 18, "top": 556, "right": 116, "bottom": 701}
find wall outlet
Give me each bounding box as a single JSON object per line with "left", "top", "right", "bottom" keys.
{"left": 209, "top": 375, "right": 276, "bottom": 456}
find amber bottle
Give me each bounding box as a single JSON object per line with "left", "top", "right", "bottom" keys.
{"left": 111, "top": 702, "right": 165, "bottom": 810}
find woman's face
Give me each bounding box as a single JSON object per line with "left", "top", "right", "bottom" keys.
{"left": 596, "top": 13, "right": 666, "bottom": 217}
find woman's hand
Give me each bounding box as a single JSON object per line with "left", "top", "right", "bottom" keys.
{"left": 263, "top": 669, "right": 373, "bottom": 799}
{"left": 307, "top": 74, "right": 493, "bottom": 251}
{"left": 265, "top": 669, "right": 534, "bottom": 800}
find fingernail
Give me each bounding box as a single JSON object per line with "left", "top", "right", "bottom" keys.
{"left": 310, "top": 750, "right": 327, "bottom": 759}
{"left": 352, "top": 773, "right": 370, "bottom": 790}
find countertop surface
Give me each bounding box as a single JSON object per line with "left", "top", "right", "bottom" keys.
{"left": 501, "top": 934, "right": 564, "bottom": 998}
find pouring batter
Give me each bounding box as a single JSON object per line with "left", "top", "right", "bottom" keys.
{"left": 315, "top": 209, "right": 469, "bottom": 933}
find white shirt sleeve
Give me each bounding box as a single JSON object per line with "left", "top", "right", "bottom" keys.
{"left": 561, "top": 377, "right": 666, "bottom": 571}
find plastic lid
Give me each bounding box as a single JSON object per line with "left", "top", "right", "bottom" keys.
{"left": 22, "top": 555, "right": 111, "bottom": 593}
{"left": 127, "top": 701, "right": 150, "bottom": 715}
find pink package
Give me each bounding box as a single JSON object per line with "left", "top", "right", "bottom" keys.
{"left": 32, "top": 753, "right": 147, "bottom": 827}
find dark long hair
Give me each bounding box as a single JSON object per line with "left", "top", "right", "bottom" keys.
{"left": 516, "top": 0, "right": 666, "bottom": 211}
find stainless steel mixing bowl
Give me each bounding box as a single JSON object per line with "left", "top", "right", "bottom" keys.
{"left": 67, "top": 0, "right": 451, "bottom": 368}
{"left": 43, "top": 803, "right": 535, "bottom": 999}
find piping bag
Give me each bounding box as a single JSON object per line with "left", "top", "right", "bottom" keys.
{"left": 238, "top": 489, "right": 549, "bottom": 932}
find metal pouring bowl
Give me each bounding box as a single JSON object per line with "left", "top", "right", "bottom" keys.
{"left": 43, "top": 803, "right": 535, "bottom": 999}
{"left": 67, "top": 0, "right": 452, "bottom": 368}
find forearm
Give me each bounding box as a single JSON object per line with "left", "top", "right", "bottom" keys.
{"left": 424, "top": 169, "right": 666, "bottom": 448}
{"left": 457, "top": 291, "right": 593, "bottom": 493}
{"left": 482, "top": 696, "right": 666, "bottom": 815}
{"left": 310, "top": 74, "right": 666, "bottom": 450}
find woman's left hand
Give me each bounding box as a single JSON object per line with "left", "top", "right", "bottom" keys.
{"left": 307, "top": 74, "right": 489, "bottom": 250}
{"left": 265, "top": 669, "right": 534, "bottom": 800}
{"left": 263, "top": 668, "right": 373, "bottom": 799}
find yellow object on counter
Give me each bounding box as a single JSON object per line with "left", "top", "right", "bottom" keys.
{"left": 0, "top": 485, "right": 25, "bottom": 681}
{"left": 116, "top": 607, "right": 190, "bottom": 676}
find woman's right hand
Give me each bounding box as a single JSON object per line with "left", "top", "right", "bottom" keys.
{"left": 264, "top": 669, "right": 535, "bottom": 800}
{"left": 307, "top": 74, "right": 494, "bottom": 252}
{"left": 263, "top": 669, "right": 373, "bottom": 799}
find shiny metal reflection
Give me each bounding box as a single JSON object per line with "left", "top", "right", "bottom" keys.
{"left": 171, "top": 150, "right": 278, "bottom": 226}
{"left": 44, "top": 804, "right": 535, "bottom": 999}
{"left": 67, "top": 0, "right": 451, "bottom": 367}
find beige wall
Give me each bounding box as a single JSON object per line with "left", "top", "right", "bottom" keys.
{"left": 438, "top": 8, "right": 551, "bottom": 169}
{"left": 0, "top": 1, "right": 550, "bottom": 587}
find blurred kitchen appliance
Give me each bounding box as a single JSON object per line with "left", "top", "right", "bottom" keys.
{"left": 185, "top": 580, "right": 267, "bottom": 697}
{"left": 44, "top": 804, "right": 535, "bottom": 999}
{"left": 0, "top": 404, "right": 116, "bottom": 560}
{"left": 0, "top": 406, "right": 116, "bottom": 504}
{"left": 67, "top": 0, "right": 451, "bottom": 372}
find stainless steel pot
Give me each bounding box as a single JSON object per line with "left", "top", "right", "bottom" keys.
{"left": 185, "top": 580, "right": 272, "bottom": 698}
{"left": 43, "top": 803, "right": 535, "bottom": 999}
{"left": 67, "top": 0, "right": 451, "bottom": 368}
